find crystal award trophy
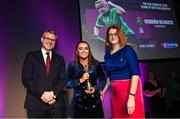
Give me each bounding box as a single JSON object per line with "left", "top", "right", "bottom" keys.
{"left": 84, "top": 65, "right": 92, "bottom": 91}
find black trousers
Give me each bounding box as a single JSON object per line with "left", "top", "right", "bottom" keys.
{"left": 27, "top": 107, "right": 65, "bottom": 118}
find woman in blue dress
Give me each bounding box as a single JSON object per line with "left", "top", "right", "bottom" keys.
{"left": 65, "top": 41, "right": 106, "bottom": 118}
{"left": 102, "top": 24, "right": 144, "bottom": 118}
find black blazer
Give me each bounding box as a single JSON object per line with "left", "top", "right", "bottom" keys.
{"left": 22, "top": 50, "right": 66, "bottom": 111}
{"left": 65, "top": 61, "right": 106, "bottom": 109}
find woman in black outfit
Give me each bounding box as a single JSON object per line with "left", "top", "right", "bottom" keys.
{"left": 65, "top": 41, "right": 106, "bottom": 118}
{"left": 143, "top": 71, "right": 167, "bottom": 118}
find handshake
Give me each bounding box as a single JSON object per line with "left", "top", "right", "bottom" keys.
{"left": 41, "top": 91, "right": 56, "bottom": 105}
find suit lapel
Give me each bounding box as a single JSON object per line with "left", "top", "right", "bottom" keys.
{"left": 38, "top": 50, "right": 47, "bottom": 76}
{"left": 38, "top": 50, "right": 57, "bottom": 78}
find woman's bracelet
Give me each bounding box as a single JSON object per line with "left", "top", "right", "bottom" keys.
{"left": 129, "top": 92, "right": 136, "bottom": 97}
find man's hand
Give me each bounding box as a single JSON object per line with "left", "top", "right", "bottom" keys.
{"left": 41, "top": 91, "right": 54, "bottom": 103}
{"left": 48, "top": 98, "right": 56, "bottom": 105}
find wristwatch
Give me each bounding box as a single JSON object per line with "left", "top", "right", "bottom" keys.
{"left": 53, "top": 95, "right": 56, "bottom": 99}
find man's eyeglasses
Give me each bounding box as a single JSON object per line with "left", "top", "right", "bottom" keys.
{"left": 43, "top": 37, "right": 56, "bottom": 42}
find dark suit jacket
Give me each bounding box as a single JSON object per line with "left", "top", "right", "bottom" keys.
{"left": 22, "top": 50, "right": 66, "bottom": 111}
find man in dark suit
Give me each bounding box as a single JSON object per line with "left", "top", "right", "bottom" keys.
{"left": 22, "top": 30, "right": 66, "bottom": 118}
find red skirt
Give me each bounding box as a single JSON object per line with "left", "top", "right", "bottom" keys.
{"left": 111, "top": 79, "right": 145, "bottom": 118}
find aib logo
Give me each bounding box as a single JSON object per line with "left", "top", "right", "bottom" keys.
{"left": 161, "top": 42, "right": 178, "bottom": 48}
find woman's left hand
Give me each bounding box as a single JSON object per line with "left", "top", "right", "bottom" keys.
{"left": 127, "top": 95, "right": 135, "bottom": 115}
{"left": 85, "top": 87, "right": 96, "bottom": 94}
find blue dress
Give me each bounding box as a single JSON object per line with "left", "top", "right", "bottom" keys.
{"left": 65, "top": 60, "right": 106, "bottom": 118}
{"left": 104, "top": 45, "right": 145, "bottom": 118}
{"left": 104, "top": 45, "right": 140, "bottom": 80}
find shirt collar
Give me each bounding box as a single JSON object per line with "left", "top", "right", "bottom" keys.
{"left": 41, "top": 47, "right": 52, "bottom": 58}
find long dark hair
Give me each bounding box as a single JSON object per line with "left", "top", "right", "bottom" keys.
{"left": 75, "top": 41, "right": 96, "bottom": 67}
